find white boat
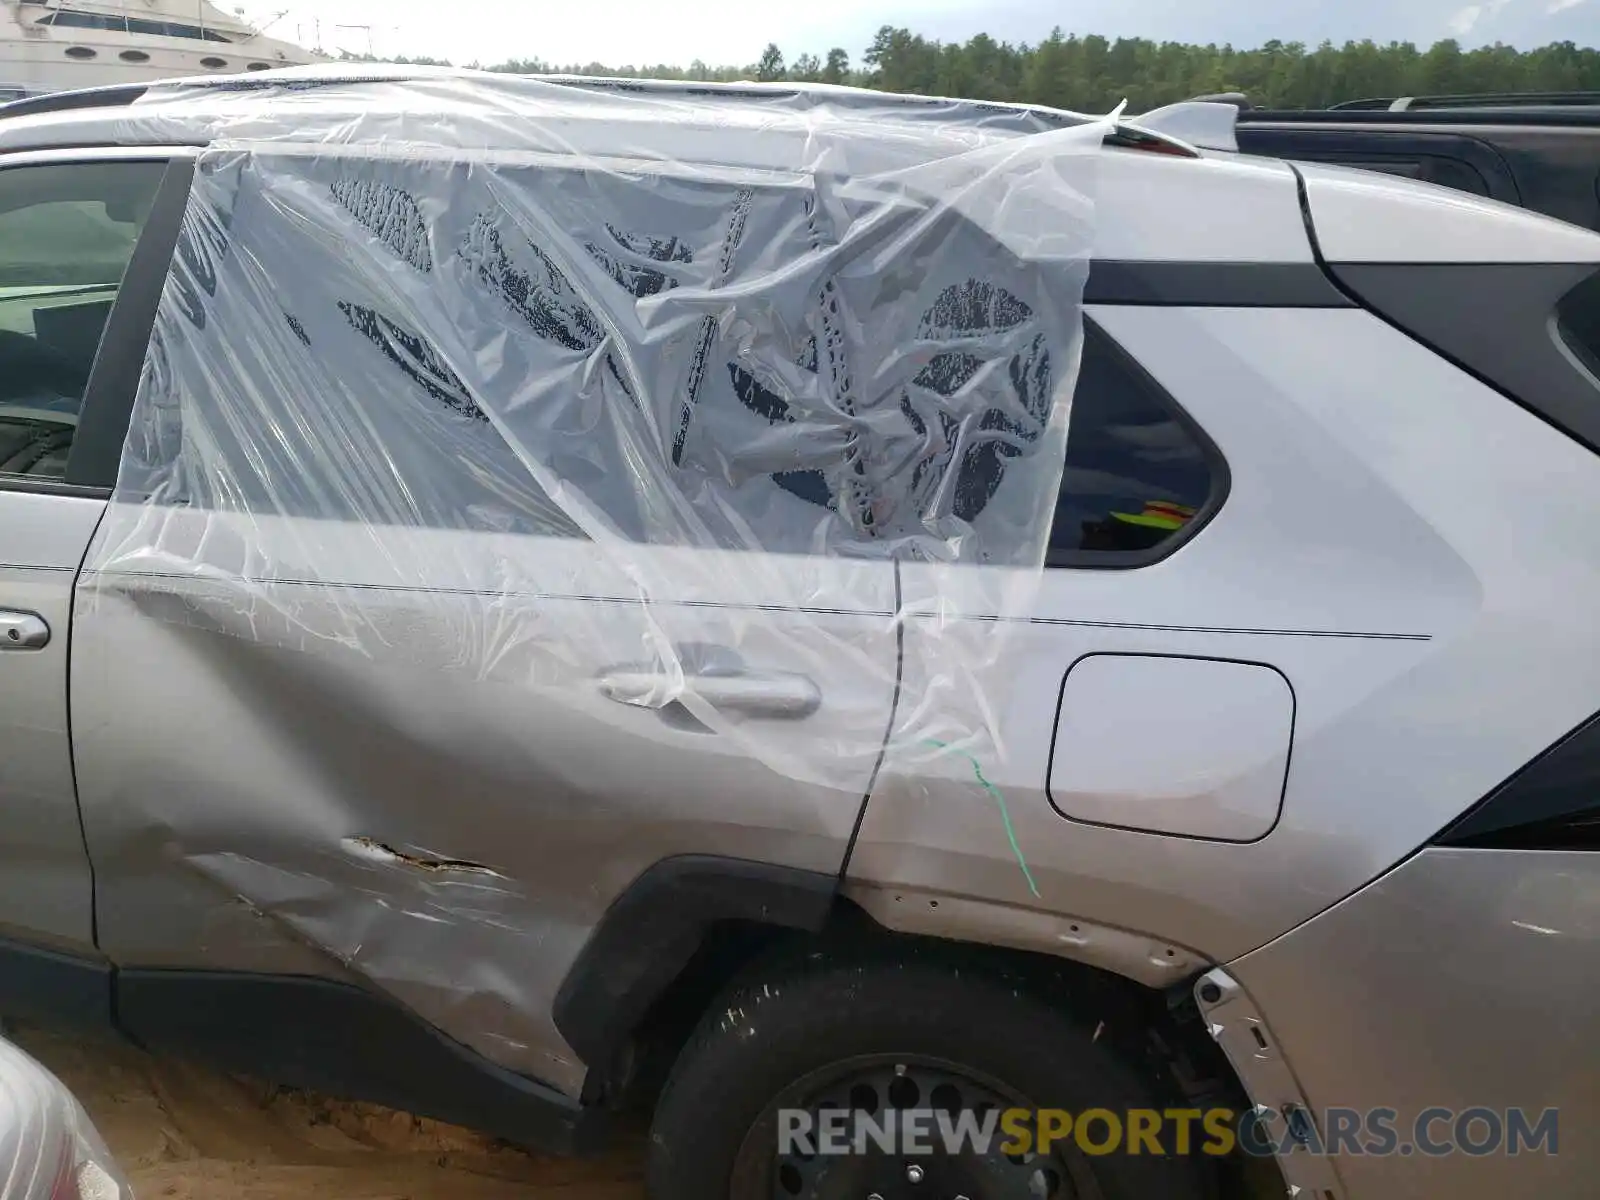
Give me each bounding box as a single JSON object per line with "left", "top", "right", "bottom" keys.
{"left": 0, "top": 0, "right": 325, "bottom": 99}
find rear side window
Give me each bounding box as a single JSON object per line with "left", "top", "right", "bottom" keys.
{"left": 1048, "top": 323, "right": 1225, "bottom": 566}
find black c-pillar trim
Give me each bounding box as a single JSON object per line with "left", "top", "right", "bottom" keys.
{"left": 68, "top": 156, "right": 196, "bottom": 492}
{"left": 1328, "top": 261, "right": 1600, "bottom": 457}
{"left": 1083, "top": 259, "right": 1355, "bottom": 307}
{"left": 552, "top": 855, "right": 837, "bottom": 1076}
{"left": 1436, "top": 708, "right": 1600, "bottom": 850}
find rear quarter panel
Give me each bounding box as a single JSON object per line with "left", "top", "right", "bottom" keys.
{"left": 851, "top": 304, "right": 1600, "bottom": 968}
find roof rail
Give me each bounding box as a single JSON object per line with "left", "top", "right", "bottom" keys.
{"left": 1188, "top": 92, "right": 1252, "bottom": 109}
{"left": 1331, "top": 91, "right": 1600, "bottom": 111}
{"left": 0, "top": 68, "right": 1200, "bottom": 159}
{"left": 1327, "top": 97, "right": 1404, "bottom": 110}
{"left": 0, "top": 83, "right": 149, "bottom": 119}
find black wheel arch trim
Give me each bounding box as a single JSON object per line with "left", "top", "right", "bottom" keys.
{"left": 551, "top": 854, "right": 838, "bottom": 1085}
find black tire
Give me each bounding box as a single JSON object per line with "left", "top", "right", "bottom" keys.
{"left": 646, "top": 949, "right": 1216, "bottom": 1200}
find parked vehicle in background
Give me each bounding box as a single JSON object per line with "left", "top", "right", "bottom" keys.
{"left": 0, "top": 66, "right": 1597, "bottom": 1200}
{"left": 1233, "top": 91, "right": 1600, "bottom": 232}
{"left": 0, "top": 1035, "right": 126, "bottom": 1200}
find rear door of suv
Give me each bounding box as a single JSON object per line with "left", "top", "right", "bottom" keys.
{"left": 63, "top": 144, "right": 902, "bottom": 1099}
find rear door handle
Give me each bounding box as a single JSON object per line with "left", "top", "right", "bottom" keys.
{"left": 0, "top": 611, "right": 49, "bottom": 651}
{"left": 598, "top": 668, "right": 822, "bottom": 720}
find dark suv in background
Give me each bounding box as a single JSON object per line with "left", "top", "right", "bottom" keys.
{"left": 1230, "top": 91, "right": 1600, "bottom": 233}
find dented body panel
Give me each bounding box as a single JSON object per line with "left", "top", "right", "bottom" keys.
{"left": 72, "top": 522, "right": 898, "bottom": 1093}
{"left": 56, "top": 73, "right": 1106, "bottom": 1097}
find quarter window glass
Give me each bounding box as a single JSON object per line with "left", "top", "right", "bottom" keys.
{"left": 0, "top": 161, "right": 166, "bottom": 480}
{"left": 1049, "top": 324, "right": 1221, "bottom": 563}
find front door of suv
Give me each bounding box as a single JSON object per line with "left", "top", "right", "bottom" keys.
{"left": 0, "top": 149, "right": 187, "bottom": 998}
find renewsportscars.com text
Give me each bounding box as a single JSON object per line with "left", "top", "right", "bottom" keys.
{"left": 778, "top": 1106, "right": 1559, "bottom": 1159}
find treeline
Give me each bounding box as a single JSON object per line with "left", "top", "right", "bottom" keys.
{"left": 347, "top": 29, "right": 1600, "bottom": 110}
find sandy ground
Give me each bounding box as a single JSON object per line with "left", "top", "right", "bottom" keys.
{"left": 13, "top": 1023, "right": 1286, "bottom": 1199}
{"left": 12, "top": 1024, "right": 646, "bottom": 1200}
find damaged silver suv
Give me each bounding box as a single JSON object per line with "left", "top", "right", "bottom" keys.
{"left": 0, "top": 65, "right": 1598, "bottom": 1200}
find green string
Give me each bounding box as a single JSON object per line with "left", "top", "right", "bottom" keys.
{"left": 919, "top": 738, "right": 1041, "bottom": 899}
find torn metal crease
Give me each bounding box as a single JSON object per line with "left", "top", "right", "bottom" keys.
{"left": 342, "top": 836, "right": 507, "bottom": 879}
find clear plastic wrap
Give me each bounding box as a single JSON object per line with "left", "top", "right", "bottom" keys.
{"left": 77, "top": 72, "right": 1106, "bottom": 1074}
{"left": 0, "top": 1036, "right": 129, "bottom": 1200}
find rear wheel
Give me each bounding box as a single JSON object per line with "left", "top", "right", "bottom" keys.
{"left": 646, "top": 951, "right": 1215, "bottom": 1200}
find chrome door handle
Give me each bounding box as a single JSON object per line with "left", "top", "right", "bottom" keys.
{"left": 0, "top": 611, "right": 49, "bottom": 651}
{"left": 598, "top": 668, "right": 822, "bottom": 720}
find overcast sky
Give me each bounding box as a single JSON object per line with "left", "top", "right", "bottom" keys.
{"left": 238, "top": 0, "right": 1599, "bottom": 69}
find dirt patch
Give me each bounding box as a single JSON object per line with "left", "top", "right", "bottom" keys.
{"left": 12, "top": 1023, "right": 645, "bottom": 1199}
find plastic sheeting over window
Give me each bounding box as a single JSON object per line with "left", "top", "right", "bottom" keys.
{"left": 73, "top": 74, "right": 1105, "bottom": 1080}
{"left": 91, "top": 73, "right": 1105, "bottom": 750}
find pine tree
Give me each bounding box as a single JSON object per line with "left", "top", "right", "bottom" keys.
{"left": 755, "top": 43, "right": 786, "bottom": 81}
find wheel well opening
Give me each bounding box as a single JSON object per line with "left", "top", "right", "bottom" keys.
{"left": 618, "top": 900, "right": 1253, "bottom": 1113}
{"left": 623, "top": 903, "right": 1287, "bottom": 1197}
